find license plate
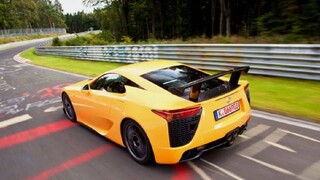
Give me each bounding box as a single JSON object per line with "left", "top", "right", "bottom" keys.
{"left": 214, "top": 101, "right": 240, "bottom": 120}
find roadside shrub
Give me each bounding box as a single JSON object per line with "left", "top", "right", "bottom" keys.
{"left": 121, "top": 35, "right": 132, "bottom": 44}
{"left": 217, "top": 36, "right": 231, "bottom": 43}
{"left": 65, "top": 35, "right": 90, "bottom": 46}
{"left": 89, "top": 38, "right": 109, "bottom": 45}
{"left": 96, "top": 31, "right": 116, "bottom": 43}
{"left": 52, "top": 37, "right": 62, "bottom": 46}
{"left": 283, "top": 34, "right": 302, "bottom": 43}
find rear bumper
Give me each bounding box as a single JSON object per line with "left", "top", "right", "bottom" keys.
{"left": 153, "top": 111, "right": 251, "bottom": 164}
{"left": 180, "top": 121, "right": 248, "bottom": 162}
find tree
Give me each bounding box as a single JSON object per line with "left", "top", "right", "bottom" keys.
{"left": 65, "top": 11, "right": 100, "bottom": 33}
{"left": 0, "top": 0, "right": 66, "bottom": 29}
{"left": 82, "top": 0, "right": 320, "bottom": 41}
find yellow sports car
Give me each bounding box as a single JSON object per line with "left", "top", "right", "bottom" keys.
{"left": 61, "top": 60, "right": 251, "bottom": 164}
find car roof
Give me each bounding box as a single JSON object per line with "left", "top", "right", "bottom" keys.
{"left": 110, "top": 60, "right": 182, "bottom": 77}
{"left": 108, "top": 60, "right": 183, "bottom": 94}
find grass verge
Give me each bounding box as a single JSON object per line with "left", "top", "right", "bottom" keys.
{"left": 21, "top": 48, "right": 123, "bottom": 77}
{"left": 21, "top": 48, "right": 320, "bottom": 122}
{"left": 238, "top": 74, "right": 319, "bottom": 122}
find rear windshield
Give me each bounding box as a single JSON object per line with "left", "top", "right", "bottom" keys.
{"left": 142, "top": 65, "right": 236, "bottom": 102}
{"left": 141, "top": 65, "right": 208, "bottom": 90}
{"left": 141, "top": 65, "right": 225, "bottom": 91}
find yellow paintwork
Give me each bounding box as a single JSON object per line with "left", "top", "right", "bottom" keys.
{"left": 62, "top": 60, "right": 251, "bottom": 164}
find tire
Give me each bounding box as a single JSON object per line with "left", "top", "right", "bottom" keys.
{"left": 62, "top": 93, "right": 77, "bottom": 122}
{"left": 123, "top": 120, "right": 154, "bottom": 164}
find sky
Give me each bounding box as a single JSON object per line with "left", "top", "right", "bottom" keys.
{"left": 58, "top": 0, "right": 98, "bottom": 14}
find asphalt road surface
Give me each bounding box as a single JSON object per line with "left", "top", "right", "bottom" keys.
{"left": 1, "top": 44, "right": 320, "bottom": 180}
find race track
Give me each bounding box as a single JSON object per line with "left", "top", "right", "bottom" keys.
{"left": 1, "top": 45, "right": 320, "bottom": 180}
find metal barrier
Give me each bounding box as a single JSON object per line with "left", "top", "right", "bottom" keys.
{"left": 0, "top": 28, "right": 66, "bottom": 37}
{"left": 36, "top": 44, "right": 320, "bottom": 80}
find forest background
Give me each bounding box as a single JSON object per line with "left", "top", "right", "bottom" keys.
{"left": 1, "top": 0, "right": 319, "bottom": 43}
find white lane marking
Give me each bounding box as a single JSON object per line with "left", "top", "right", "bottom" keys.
{"left": 0, "top": 114, "right": 32, "bottom": 128}
{"left": 298, "top": 159, "right": 320, "bottom": 180}
{"left": 252, "top": 110, "right": 320, "bottom": 132}
{"left": 187, "top": 162, "right": 212, "bottom": 180}
{"left": 200, "top": 158, "right": 244, "bottom": 180}
{"left": 279, "top": 129, "right": 320, "bottom": 144}
{"left": 239, "top": 154, "right": 295, "bottom": 176}
{"left": 239, "top": 134, "right": 249, "bottom": 139}
{"left": 238, "top": 124, "right": 270, "bottom": 143}
{"left": 240, "top": 129, "right": 288, "bottom": 157}
{"left": 246, "top": 124, "right": 270, "bottom": 137}
{"left": 44, "top": 105, "right": 63, "bottom": 113}
{"left": 240, "top": 140, "right": 269, "bottom": 157}
{"left": 264, "top": 141, "right": 296, "bottom": 153}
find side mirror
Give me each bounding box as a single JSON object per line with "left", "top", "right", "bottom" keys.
{"left": 81, "top": 84, "right": 90, "bottom": 94}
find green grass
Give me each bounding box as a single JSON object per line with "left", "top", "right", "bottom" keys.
{"left": 21, "top": 48, "right": 320, "bottom": 122}
{"left": 21, "top": 48, "right": 123, "bottom": 77}
{"left": 240, "top": 75, "right": 320, "bottom": 121}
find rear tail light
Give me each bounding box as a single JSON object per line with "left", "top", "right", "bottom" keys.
{"left": 152, "top": 107, "right": 202, "bottom": 122}
{"left": 244, "top": 84, "right": 250, "bottom": 104}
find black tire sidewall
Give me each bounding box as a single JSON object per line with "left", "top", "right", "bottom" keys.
{"left": 62, "top": 93, "right": 77, "bottom": 122}
{"left": 123, "top": 120, "right": 154, "bottom": 164}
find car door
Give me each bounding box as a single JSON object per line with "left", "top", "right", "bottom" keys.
{"left": 77, "top": 73, "right": 123, "bottom": 135}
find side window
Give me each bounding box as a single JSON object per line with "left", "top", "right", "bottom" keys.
{"left": 90, "top": 74, "right": 120, "bottom": 90}
{"left": 125, "top": 79, "right": 141, "bottom": 88}
{"left": 90, "top": 73, "right": 141, "bottom": 93}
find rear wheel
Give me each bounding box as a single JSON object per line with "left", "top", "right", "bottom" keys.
{"left": 123, "top": 120, "right": 154, "bottom": 164}
{"left": 62, "top": 93, "right": 77, "bottom": 122}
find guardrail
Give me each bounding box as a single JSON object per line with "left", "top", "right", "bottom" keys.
{"left": 36, "top": 44, "right": 320, "bottom": 81}
{"left": 0, "top": 28, "right": 66, "bottom": 37}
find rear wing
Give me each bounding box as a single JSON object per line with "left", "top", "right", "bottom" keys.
{"left": 168, "top": 66, "right": 250, "bottom": 100}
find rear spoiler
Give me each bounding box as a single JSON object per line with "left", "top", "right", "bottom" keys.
{"left": 168, "top": 66, "right": 250, "bottom": 97}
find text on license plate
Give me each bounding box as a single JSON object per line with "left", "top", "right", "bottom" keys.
{"left": 214, "top": 101, "right": 240, "bottom": 120}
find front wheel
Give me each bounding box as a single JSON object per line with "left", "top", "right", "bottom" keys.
{"left": 123, "top": 120, "right": 154, "bottom": 164}
{"left": 62, "top": 93, "right": 77, "bottom": 122}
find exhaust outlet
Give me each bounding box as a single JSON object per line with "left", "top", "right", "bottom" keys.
{"left": 225, "top": 128, "right": 239, "bottom": 146}
{"left": 239, "top": 124, "right": 247, "bottom": 135}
